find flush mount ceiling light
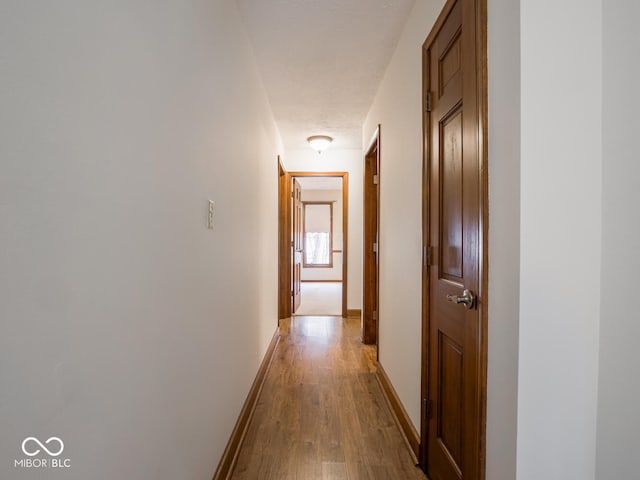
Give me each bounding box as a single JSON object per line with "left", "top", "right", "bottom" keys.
{"left": 307, "top": 135, "right": 333, "bottom": 154}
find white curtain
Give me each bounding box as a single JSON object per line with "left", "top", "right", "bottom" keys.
{"left": 305, "top": 232, "right": 331, "bottom": 265}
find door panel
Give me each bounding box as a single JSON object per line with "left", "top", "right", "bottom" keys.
{"left": 439, "top": 33, "right": 461, "bottom": 92}
{"left": 440, "top": 107, "right": 464, "bottom": 280}
{"left": 438, "top": 332, "right": 463, "bottom": 468}
{"left": 292, "top": 179, "right": 303, "bottom": 313}
{"left": 421, "top": 0, "right": 486, "bottom": 478}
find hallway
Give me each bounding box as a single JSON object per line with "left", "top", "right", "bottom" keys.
{"left": 3, "top": 0, "right": 638, "bottom": 478}
{"left": 230, "top": 316, "right": 426, "bottom": 480}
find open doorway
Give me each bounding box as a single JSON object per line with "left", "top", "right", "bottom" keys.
{"left": 295, "top": 176, "right": 343, "bottom": 316}
{"left": 278, "top": 166, "right": 348, "bottom": 319}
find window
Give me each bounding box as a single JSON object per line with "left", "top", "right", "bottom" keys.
{"left": 303, "top": 202, "right": 333, "bottom": 267}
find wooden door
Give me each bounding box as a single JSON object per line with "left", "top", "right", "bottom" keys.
{"left": 292, "top": 179, "right": 303, "bottom": 313}
{"left": 421, "top": 0, "right": 487, "bottom": 478}
{"left": 363, "top": 127, "right": 380, "bottom": 345}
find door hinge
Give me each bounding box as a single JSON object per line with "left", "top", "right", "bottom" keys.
{"left": 373, "top": 174, "right": 379, "bottom": 185}
{"left": 423, "top": 398, "right": 432, "bottom": 419}
{"left": 373, "top": 242, "right": 378, "bottom": 254}
{"left": 424, "top": 245, "right": 432, "bottom": 267}
{"left": 426, "top": 91, "right": 432, "bottom": 112}
{"left": 291, "top": 290, "right": 294, "bottom": 296}
{"left": 373, "top": 310, "right": 377, "bottom": 321}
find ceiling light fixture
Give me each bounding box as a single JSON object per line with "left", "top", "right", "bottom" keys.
{"left": 307, "top": 135, "right": 333, "bottom": 154}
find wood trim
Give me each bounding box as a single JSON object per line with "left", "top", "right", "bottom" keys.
{"left": 288, "top": 171, "right": 348, "bottom": 177}
{"left": 420, "top": 24, "right": 431, "bottom": 472}
{"left": 420, "top": 23, "right": 433, "bottom": 470}
{"left": 278, "top": 157, "right": 292, "bottom": 320}
{"left": 341, "top": 175, "right": 348, "bottom": 319}
{"left": 302, "top": 201, "right": 334, "bottom": 268}
{"left": 287, "top": 172, "right": 349, "bottom": 318}
{"left": 376, "top": 362, "right": 420, "bottom": 462}
{"left": 477, "top": 0, "right": 489, "bottom": 476}
{"left": 212, "top": 328, "right": 280, "bottom": 480}
{"left": 346, "top": 309, "right": 361, "bottom": 318}
{"left": 301, "top": 279, "right": 343, "bottom": 283}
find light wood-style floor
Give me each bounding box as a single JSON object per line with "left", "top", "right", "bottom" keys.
{"left": 231, "top": 316, "right": 427, "bottom": 480}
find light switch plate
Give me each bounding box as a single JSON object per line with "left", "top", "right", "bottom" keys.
{"left": 208, "top": 200, "right": 215, "bottom": 229}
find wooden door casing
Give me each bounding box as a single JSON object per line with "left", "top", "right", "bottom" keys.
{"left": 288, "top": 172, "right": 349, "bottom": 318}
{"left": 363, "top": 126, "right": 380, "bottom": 346}
{"left": 421, "top": 0, "right": 488, "bottom": 479}
{"left": 280, "top": 171, "right": 350, "bottom": 319}
{"left": 278, "top": 158, "right": 293, "bottom": 320}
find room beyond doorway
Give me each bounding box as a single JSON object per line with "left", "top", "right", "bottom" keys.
{"left": 278, "top": 165, "right": 349, "bottom": 319}
{"left": 294, "top": 282, "right": 342, "bottom": 316}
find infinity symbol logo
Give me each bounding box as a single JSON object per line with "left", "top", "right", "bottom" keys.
{"left": 21, "top": 437, "right": 64, "bottom": 457}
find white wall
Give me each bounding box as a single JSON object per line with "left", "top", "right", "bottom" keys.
{"left": 0, "top": 1, "right": 281, "bottom": 479}
{"left": 363, "top": 0, "right": 446, "bottom": 431}
{"left": 283, "top": 149, "right": 362, "bottom": 311}
{"left": 300, "top": 190, "right": 343, "bottom": 281}
{"left": 517, "top": 1, "right": 602, "bottom": 479}
{"left": 596, "top": 1, "right": 640, "bottom": 477}
{"left": 486, "top": 0, "right": 521, "bottom": 478}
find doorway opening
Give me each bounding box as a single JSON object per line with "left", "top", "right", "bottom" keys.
{"left": 278, "top": 166, "right": 349, "bottom": 319}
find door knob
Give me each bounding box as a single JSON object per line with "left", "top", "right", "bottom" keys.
{"left": 446, "top": 289, "right": 476, "bottom": 309}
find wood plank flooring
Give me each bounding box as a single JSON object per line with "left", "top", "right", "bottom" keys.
{"left": 230, "top": 316, "right": 427, "bottom": 480}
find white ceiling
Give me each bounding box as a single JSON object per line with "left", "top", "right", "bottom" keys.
{"left": 236, "top": 0, "right": 416, "bottom": 150}
{"left": 296, "top": 176, "right": 343, "bottom": 191}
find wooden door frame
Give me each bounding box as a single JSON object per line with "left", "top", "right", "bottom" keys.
{"left": 362, "top": 125, "right": 381, "bottom": 347}
{"left": 420, "top": 0, "right": 488, "bottom": 476}
{"left": 278, "top": 157, "right": 292, "bottom": 321}
{"left": 278, "top": 170, "right": 349, "bottom": 319}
